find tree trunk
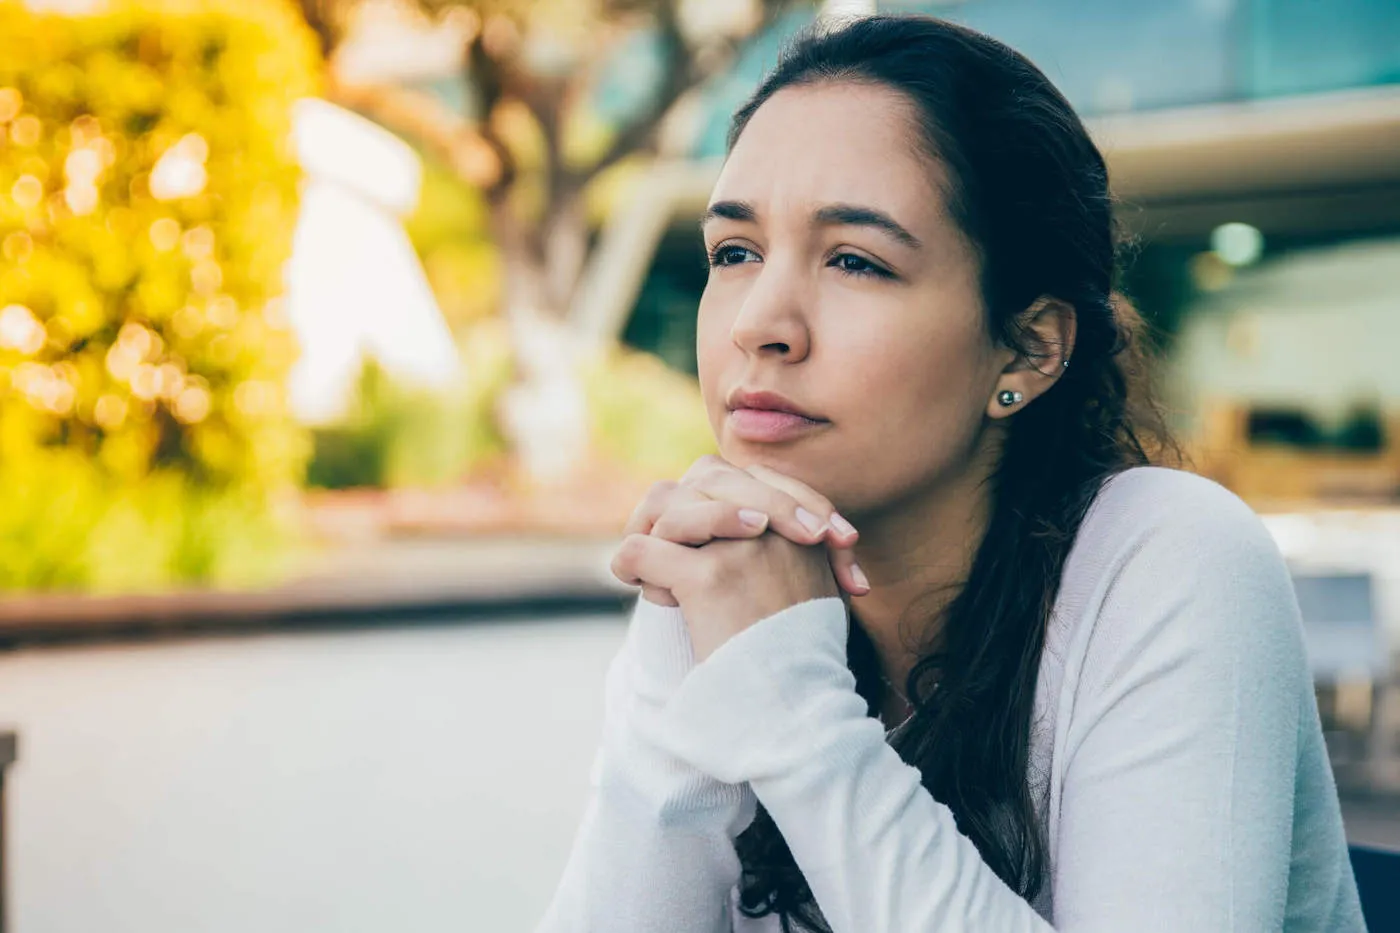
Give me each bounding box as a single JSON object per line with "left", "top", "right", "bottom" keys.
{"left": 491, "top": 196, "right": 593, "bottom": 487}
{"left": 324, "top": 81, "right": 606, "bottom": 486}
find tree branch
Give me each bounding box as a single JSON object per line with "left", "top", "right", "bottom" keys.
{"left": 462, "top": 29, "right": 521, "bottom": 205}
{"left": 325, "top": 77, "right": 512, "bottom": 198}
{"left": 291, "top": 0, "right": 351, "bottom": 60}
{"left": 575, "top": 0, "right": 804, "bottom": 184}
{"left": 573, "top": 0, "right": 691, "bottom": 184}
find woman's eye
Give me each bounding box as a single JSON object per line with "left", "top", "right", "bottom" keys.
{"left": 708, "top": 244, "right": 757, "bottom": 267}
{"left": 831, "top": 252, "right": 892, "bottom": 279}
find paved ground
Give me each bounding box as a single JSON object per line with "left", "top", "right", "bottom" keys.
{"left": 0, "top": 612, "right": 628, "bottom": 933}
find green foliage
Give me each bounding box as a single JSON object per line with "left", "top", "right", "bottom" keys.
{"left": 307, "top": 318, "right": 515, "bottom": 489}
{"left": 306, "top": 322, "right": 715, "bottom": 490}
{"left": 583, "top": 343, "right": 716, "bottom": 480}
{"left": 403, "top": 151, "right": 501, "bottom": 331}
{"left": 0, "top": 0, "right": 321, "bottom": 591}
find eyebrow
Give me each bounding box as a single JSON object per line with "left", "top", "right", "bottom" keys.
{"left": 700, "top": 199, "right": 921, "bottom": 250}
{"left": 815, "top": 204, "right": 922, "bottom": 249}
{"left": 700, "top": 200, "right": 756, "bottom": 226}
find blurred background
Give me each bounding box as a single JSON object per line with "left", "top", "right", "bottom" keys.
{"left": 0, "top": 0, "right": 1397, "bottom": 929}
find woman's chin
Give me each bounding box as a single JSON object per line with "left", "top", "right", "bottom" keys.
{"left": 720, "top": 447, "right": 837, "bottom": 491}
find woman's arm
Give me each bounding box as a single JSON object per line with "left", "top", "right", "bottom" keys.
{"left": 648, "top": 490, "right": 1361, "bottom": 931}
{"left": 534, "top": 596, "right": 755, "bottom": 933}
{"left": 540, "top": 456, "right": 867, "bottom": 932}
{"left": 652, "top": 595, "right": 1053, "bottom": 932}
{"left": 1048, "top": 484, "right": 1362, "bottom": 930}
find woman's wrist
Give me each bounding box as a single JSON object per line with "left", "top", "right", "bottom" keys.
{"left": 624, "top": 595, "right": 697, "bottom": 700}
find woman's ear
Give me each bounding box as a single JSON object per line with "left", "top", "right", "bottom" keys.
{"left": 986, "top": 297, "right": 1077, "bottom": 420}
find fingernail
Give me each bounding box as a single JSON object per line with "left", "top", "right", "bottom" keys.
{"left": 795, "top": 507, "right": 826, "bottom": 536}
{"left": 738, "top": 508, "right": 769, "bottom": 530}
{"left": 850, "top": 563, "right": 869, "bottom": 591}
{"left": 829, "top": 511, "right": 857, "bottom": 538}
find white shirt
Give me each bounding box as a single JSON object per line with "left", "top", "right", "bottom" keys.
{"left": 535, "top": 466, "right": 1365, "bottom": 931}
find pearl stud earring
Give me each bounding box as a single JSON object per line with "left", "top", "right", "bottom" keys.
{"left": 997, "top": 389, "right": 1024, "bottom": 407}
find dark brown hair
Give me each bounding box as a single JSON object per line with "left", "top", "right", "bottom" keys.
{"left": 724, "top": 14, "right": 1176, "bottom": 931}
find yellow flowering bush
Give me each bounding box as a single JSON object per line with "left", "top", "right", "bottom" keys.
{"left": 0, "top": 0, "right": 320, "bottom": 591}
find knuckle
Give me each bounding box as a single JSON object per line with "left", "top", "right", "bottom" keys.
{"left": 613, "top": 533, "right": 646, "bottom": 569}
{"left": 656, "top": 504, "right": 716, "bottom": 545}
{"left": 681, "top": 454, "right": 731, "bottom": 486}
{"left": 626, "top": 481, "right": 679, "bottom": 534}
{"left": 679, "top": 456, "right": 716, "bottom": 483}
{"left": 644, "top": 480, "right": 679, "bottom": 507}
{"left": 743, "top": 462, "right": 776, "bottom": 480}
{"left": 710, "top": 498, "right": 738, "bottom": 517}
{"left": 649, "top": 511, "right": 680, "bottom": 541}
{"left": 748, "top": 463, "right": 830, "bottom": 510}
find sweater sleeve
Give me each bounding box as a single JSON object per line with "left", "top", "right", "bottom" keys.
{"left": 1047, "top": 484, "right": 1361, "bottom": 930}
{"left": 653, "top": 596, "right": 1055, "bottom": 932}
{"left": 534, "top": 596, "right": 756, "bottom": 933}
{"left": 648, "top": 484, "right": 1362, "bottom": 932}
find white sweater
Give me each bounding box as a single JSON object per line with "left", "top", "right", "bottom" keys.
{"left": 536, "top": 466, "right": 1364, "bottom": 932}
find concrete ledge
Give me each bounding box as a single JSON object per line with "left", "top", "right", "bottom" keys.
{"left": 0, "top": 537, "right": 635, "bottom": 649}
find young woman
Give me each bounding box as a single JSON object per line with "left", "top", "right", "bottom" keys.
{"left": 538, "top": 14, "right": 1363, "bottom": 932}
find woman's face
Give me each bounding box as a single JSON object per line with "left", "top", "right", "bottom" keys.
{"left": 697, "top": 81, "right": 1009, "bottom": 517}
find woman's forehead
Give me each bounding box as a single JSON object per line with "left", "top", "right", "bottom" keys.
{"left": 715, "top": 82, "right": 951, "bottom": 234}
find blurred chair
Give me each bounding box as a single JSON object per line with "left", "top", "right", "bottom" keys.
{"left": 0, "top": 730, "right": 14, "bottom": 933}
{"left": 1295, "top": 572, "right": 1387, "bottom": 680}
{"left": 1350, "top": 843, "right": 1400, "bottom": 932}
{"left": 1292, "top": 572, "right": 1393, "bottom": 785}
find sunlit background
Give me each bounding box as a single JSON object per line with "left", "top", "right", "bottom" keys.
{"left": 0, "top": 0, "right": 1398, "bottom": 930}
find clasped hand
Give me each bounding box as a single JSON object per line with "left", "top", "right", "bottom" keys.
{"left": 609, "top": 456, "right": 867, "bottom": 662}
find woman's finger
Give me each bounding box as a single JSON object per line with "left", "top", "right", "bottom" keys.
{"left": 682, "top": 461, "right": 835, "bottom": 547}
{"left": 640, "top": 585, "right": 678, "bottom": 607}
{"left": 742, "top": 463, "right": 867, "bottom": 595}
{"left": 622, "top": 480, "right": 681, "bottom": 538}
{"left": 677, "top": 454, "right": 730, "bottom": 486}
{"left": 650, "top": 500, "right": 770, "bottom": 546}
{"left": 652, "top": 456, "right": 865, "bottom": 595}
{"left": 825, "top": 543, "right": 870, "bottom": 595}
{"left": 743, "top": 462, "right": 859, "bottom": 544}
{"left": 646, "top": 496, "right": 864, "bottom": 595}
{"left": 623, "top": 480, "right": 719, "bottom": 540}
{"left": 744, "top": 462, "right": 862, "bottom": 591}
{"left": 610, "top": 533, "right": 692, "bottom": 592}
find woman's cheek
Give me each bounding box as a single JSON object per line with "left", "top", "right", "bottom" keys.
{"left": 695, "top": 319, "right": 731, "bottom": 421}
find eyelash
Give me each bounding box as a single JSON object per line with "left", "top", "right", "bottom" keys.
{"left": 705, "top": 244, "right": 895, "bottom": 280}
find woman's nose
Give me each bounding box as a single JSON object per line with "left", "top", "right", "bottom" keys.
{"left": 729, "top": 264, "right": 811, "bottom": 361}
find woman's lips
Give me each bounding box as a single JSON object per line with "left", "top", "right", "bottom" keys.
{"left": 727, "top": 408, "right": 830, "bottom": 443}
